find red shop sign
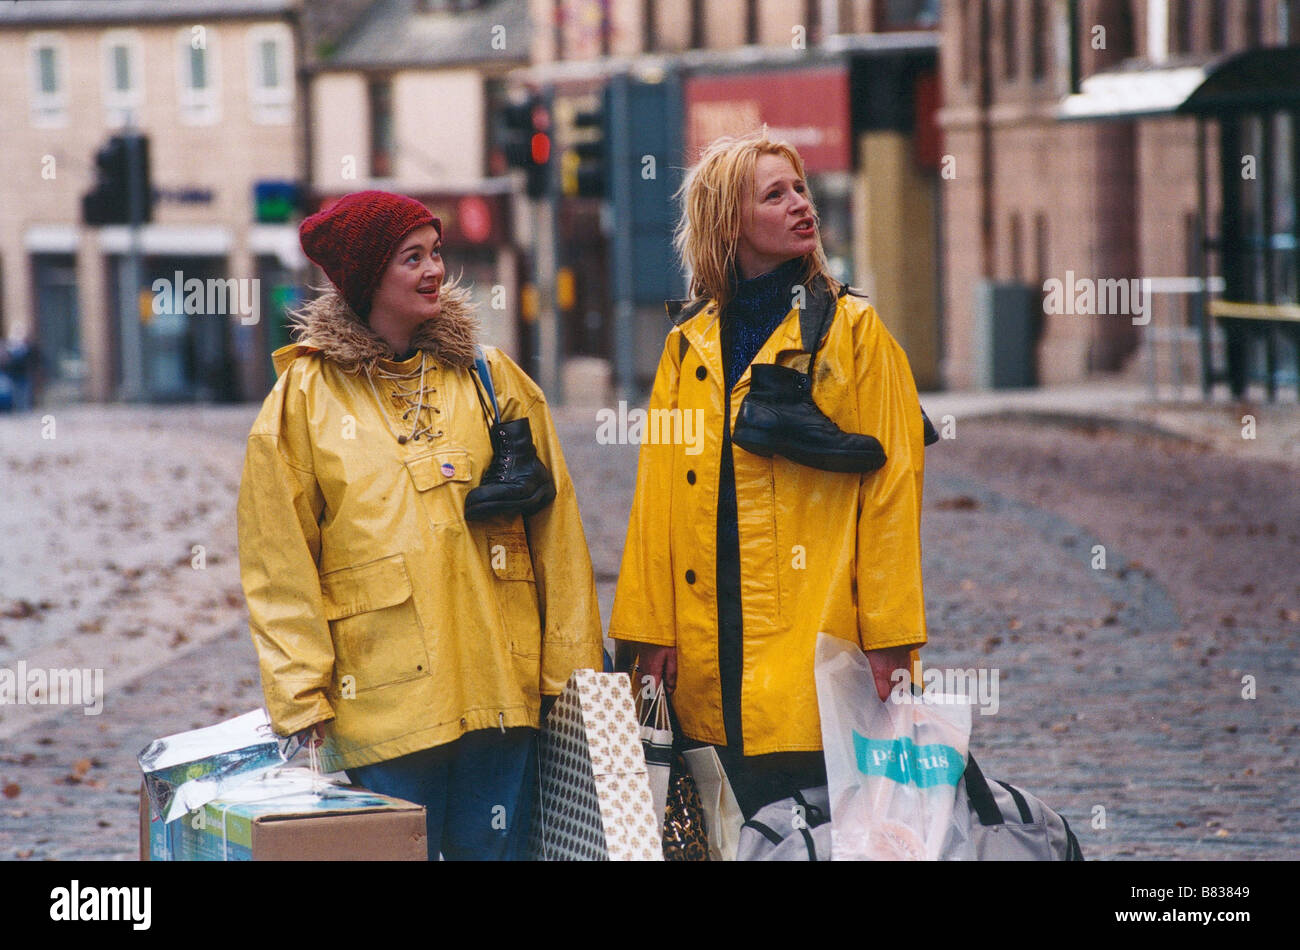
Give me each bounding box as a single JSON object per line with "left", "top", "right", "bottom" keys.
{"left": 685, "top": 67, "right": 851, "bottom": 174}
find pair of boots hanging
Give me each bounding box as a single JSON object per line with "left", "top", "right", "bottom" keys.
{"left": 732, "top": 360, "right": 940, "bottom": 473}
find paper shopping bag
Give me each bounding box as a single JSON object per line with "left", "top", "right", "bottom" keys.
{"left": 636, "top": 679, "right": 673, "bottom": 842}
{"left": 681, "top": 746, "right": 744, "bottom": 861}
{"left": 529, "top": 669, "right": 664, "bottom": 861}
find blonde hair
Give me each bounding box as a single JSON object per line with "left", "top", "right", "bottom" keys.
{"left": 674, "top": 130, "right": 837, "bottom": 313}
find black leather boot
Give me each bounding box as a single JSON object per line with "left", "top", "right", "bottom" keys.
{"left": 464, "top": 417, "right": 557, "bottom": 521}
{"left": 921, "top": 406, "right": 940, "bottom": 446}
{"left": 732, "top": 363, "right": 887, "bottom": 473}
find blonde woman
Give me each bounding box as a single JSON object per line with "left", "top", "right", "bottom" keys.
{"left": 610, "top": 132, "right": 929, "bottom": 822}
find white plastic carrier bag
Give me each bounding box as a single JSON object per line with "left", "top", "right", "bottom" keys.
{"left": 813, "top": 634, "right": 972, "bottom": 860}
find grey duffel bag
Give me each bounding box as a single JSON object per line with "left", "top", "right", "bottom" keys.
{"left": 731, "top": 756, "right": 1082, "bottom": 861}
{"left": 735, "top": 787, "right": 834, "bottom": 861}
{"left": 955, "top": 753, "right": 1084, "bottom": 861}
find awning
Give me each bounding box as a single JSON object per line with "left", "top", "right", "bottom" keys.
{"left": 1058, "top": 48, "right": 1300, "bottom": 122}
{"left": 1058, "top": 65, "right": 1207, "bottom": 120}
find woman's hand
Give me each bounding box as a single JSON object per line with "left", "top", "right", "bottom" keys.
{"left": 865, "top": 645, "right": 916, "bottom": 703}
{"left": 631, "top": 643, "right": 677, "bottom": 694}
{"left": 297, "top": 722, "right": 328, "bottom": 749}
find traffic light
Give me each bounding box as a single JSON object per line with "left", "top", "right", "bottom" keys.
{"left": 499, "top": 94, "right": 551, "bottom": 200}
{"left": 82, "top": 134, "right": 153, "bottom": 226}
{"left": 570, "top": 103, "right": 607, "bottom": 199}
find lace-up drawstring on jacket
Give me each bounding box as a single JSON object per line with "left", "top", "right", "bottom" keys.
{"left": 365, "top": 353, "right": 442, "bottom": 444}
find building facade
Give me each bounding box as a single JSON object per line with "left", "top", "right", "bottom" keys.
{"left": 939, "top": 0, "right": 1300, "bottom": 389}
{"left": 525, "top": 0, "right": 945, "bottom": 392}
{"left": 0, "top": 0, "right": 311, "bottom": 404}
{"left": 306, "top": 0, "right": 533, "bottom": 362}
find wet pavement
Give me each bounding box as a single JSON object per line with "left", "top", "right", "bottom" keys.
{"left": 0, "top": 399, "right": 1295, "bottom": 860}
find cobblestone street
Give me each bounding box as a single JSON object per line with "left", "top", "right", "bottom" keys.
{"left": 0, "top": 401, "right": 1296, "bottom": 860}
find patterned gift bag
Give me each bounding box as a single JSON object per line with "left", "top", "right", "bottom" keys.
{"left": 528, "top": 669, "right": 663, "bottom": 861}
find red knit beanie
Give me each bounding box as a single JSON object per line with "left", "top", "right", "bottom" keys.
{"left": 299, "top": 191, "right": 442, "bottom": 317}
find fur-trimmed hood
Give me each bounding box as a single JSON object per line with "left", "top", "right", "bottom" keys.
{"left": 284, "top": 279, "right": 480, "bottom": 375}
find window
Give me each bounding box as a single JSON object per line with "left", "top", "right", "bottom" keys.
{"left": 1030, "top": 0, "right": 1047, "bottom": 81}
{"left": 247, "top": 24, "right": 293, "bottom": 124}
{"left": 1208, "top": 0, "right": 1227, "bottom": 53}
{"left": 369, "top": 78, "right": 394, "bottom": 178}
{"left": 1285, "top": 0, "right": 1300, "bottom": 43}
{"left": 876, "top": 0, "right": 941, "bottom": 31}
{"left": 1003, "top": 0, "right": 1018, "bottom": 80}
{"left": 1010, "top": 212, "right": 1024, "bottom": 281}
{"left": 1169, "top": 0, "right": 1193, "bottom": 54}
{"left": 804, "top": 0, "right": 821, "bottom": 45}
{"left": 745, "top": 0, "right": 759, "bottom": 45}
{"left": 177, "top": 28, "right": 220, "bottom": 124}
{"left": 28, "top": 33, "right": 67, "bottom": 127}
{"left": 959, "top": 0, "right": 973, "bottom": 85}
{"left": 1244, "top": 0, "right": 1262, "bottom": 46}
{"left": 101, "top": 30, "right": 143, "bottom": 127}
{"left": 643, "top": 0, "right": 657, "bottom": 53}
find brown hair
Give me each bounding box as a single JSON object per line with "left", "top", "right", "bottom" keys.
{"left": 673, "top": 129, "right": 838, "bottom": 313}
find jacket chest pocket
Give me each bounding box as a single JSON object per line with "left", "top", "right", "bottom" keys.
{"left": 404, "top": 449, "right": 474, "bottom": 526}
{"left": 321, "top": 553, "right": 429, "bottom": 693}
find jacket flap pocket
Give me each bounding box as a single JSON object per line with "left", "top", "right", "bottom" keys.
{"left": 320, "top": 554, "right": 412, "bottom": 621}
{"left": 487, "top": 524, "right": 535, "bottom": 581}
{"left": 404, "top": 449, "right": 473, "bottom": 492}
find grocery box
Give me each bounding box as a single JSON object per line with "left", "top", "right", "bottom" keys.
{"left": 140, "top": 768, "right": 426, "bottom": 861}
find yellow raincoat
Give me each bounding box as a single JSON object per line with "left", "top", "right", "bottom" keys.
{"left": 237, "top": 292, "right": 602, "bottom": 772}
{"left": 609, "top": 281, "right": 927, "bottom": 754}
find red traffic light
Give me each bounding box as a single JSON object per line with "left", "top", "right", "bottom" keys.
{"left": 530, "top": 132, "right": 551, "bottom": 165}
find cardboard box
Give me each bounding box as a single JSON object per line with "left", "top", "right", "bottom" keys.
{"left": 140, "top": 769, "right": 427, "bottom": 861}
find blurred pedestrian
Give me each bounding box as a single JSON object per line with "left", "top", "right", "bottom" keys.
{"left": 2, "top": 337, "right": 37, "bottom": 411}
{"left": 610, "top": 132, "right": 929, "bottom": 828}
{"left": 237, "top": 190, "right": 602, "bottom": 860}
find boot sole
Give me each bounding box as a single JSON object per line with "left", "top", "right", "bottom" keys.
{"left": 733, "top": 428, "right": 887, "bottom": 474}
{"left": 464, "top": 482, "right": 557, "bottom": 521}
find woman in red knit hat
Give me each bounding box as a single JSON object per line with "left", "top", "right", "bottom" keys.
{"left": 237, "top": 190, "right": 603, "bottom": 860}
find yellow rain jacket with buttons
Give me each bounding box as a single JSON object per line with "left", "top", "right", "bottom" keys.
{"left": 609, "top": 280, "right": 927, "bottom": 755}
{"left": 237, "top": 288, "right": 602, "bottom": 772}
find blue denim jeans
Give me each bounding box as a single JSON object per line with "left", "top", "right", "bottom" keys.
{"left": 346, "top": 727, "right": 537, "bottom": 861}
